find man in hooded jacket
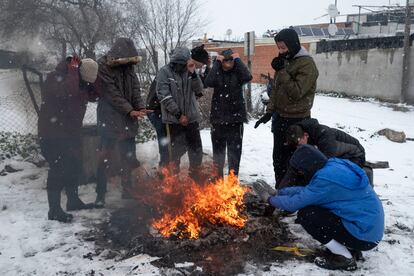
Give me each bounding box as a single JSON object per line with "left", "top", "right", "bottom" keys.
{"left": 95, "top": 38, "right": 148, "bottom": 206}
{"left": 38, "top": 56, "right": 98, "bottom": 222}
{"left": 156, "top": 47, "right": 204, "bottom": 180}
{"left": 253, "top": 145, "right": 384, "bottom": 271}
{"left": 254, "top": 28, "right": 319, "bottom": 188}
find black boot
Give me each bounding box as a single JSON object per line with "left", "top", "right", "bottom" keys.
{"left": 314, "top": 252, "right": 357, "bottom": 271}
{"left": 47, "top": 189, "right": 73, "bottom": 223}
{"left": 66, "top": 186, "right": 95, "bottom": 211}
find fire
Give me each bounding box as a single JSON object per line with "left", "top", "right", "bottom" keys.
{"left": 149, "top": 168, "right": 249, "bottom": 239}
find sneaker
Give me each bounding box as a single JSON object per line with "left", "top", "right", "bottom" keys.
{"left": 66, "top": 197, "right": 95, "bottom": 211}
{"left": 94, "top": 194, "right": 105, "bottom": 208}
{"left": 48, "top": 208, "right": 73, "bottom": 223}
{"left": 314, "top": 252, "right": 357, "bottom": 271}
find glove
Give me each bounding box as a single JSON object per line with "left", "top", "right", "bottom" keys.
{"left": 254, "top": 113, "right": 272, "bottom": 128}
{"left": 68, "top": 55, "right": 81, "bottom": 73}
{"left": 271, "top": 55, "right": 286, "bottom": 71}
{"left": 252, "top": 180, "right": 277, "bottom": 203}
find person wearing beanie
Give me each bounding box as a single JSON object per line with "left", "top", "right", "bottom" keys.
{"left": 254, "top": 27, "right": 319, "bottom": 188}
{"left": 38, "top": 55, "right": 99, "bottom": 223}
{"left": 156, "top": 46, "right": 204, "bottom": 181}
{"left": 95, "top": 38, "right": 150, "bottom": 207}
{"left": 190, "top": 44, "right": 211, "bottom": 86}
{"left": 204, "top": 48, "right": 252, "bottom": 178}
{"left": 253, "top": 145, "right": 384, "bottom": 271}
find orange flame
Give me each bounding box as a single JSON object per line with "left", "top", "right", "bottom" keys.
{"left": 150, "top": 168, "right": 249, "bottom": 239}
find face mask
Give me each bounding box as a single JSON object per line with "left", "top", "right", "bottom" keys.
{"left": 278, "top": 52, "right": 289, "bottom": 59}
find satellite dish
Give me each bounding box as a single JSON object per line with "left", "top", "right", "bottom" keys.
{"left": 328, "top": 23, "right": 338, "bottom": 36}
{"left": 327, "top": 4, "right": 339, "bottom": 18}
{"left": 226, "top": 29, "right": 233, "bottom": 37}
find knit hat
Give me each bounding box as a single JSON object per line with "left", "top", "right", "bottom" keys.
{"left": 80, "top": 58, "right": 98, "bottom": 83}
{"left": 191, "top": 44, "right": 209, "bottom": 64}
{"left": 289, "top": 144, "right": 328, "bottom": 180}
{"left": 170, "top": 47, "right": 191, "bottom": 64}
{"left": 274, "top": 28, "right": 301, "bottom": 59}
{"left": 221, "top": 49, "right": 234, "bottom": 60}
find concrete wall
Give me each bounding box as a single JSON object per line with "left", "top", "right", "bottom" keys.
{"left": 310, "top": 43, "right": 414, "bottom": 104}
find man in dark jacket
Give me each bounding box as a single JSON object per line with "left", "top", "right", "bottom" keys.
{"left": 38, "top": 56, "right": 98, "bottom": 222}
{"left": 204, "top": 49, "right": 252, "bottom": 177}
{"left": 95, "top": 38, "right": 148, "bottom": 207}
{"left": 254, "top": 28, "right": 319, "bottom": 188}
{"left": 146, "top": 45, "right": 210, "bottom": 168}
{"left": 253, "top": 145, "right": 384, "bottom": 271}
{"left": 280, "top": 118, "right": 373, "bottom": 188}
{"left": 156, "top": 47, "right": 204, "bottom": 180}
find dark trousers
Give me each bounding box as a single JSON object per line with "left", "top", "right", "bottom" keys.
{"left": 148, "top": 111, "right": 169, "bottom": 167}
{"left": 40, "top": 138, "right": 82, "bottom": 210}
{"left": 96, "top": 137, "right": 139, "bottom": 196}
{"left": 211, "top": 123, "right": 244, "bottom": 177}
{"left": 273, "top": 114, "right": 309, "bottom": 187}
{"left": 168, "top": 122, "right": 203, "bottom": 178}
{"left": 296, "top": 206, "right": 378, "bottom": 251}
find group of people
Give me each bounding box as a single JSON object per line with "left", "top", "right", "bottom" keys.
{"left": 38, "top": 28, "right": 384, "bottom": 271}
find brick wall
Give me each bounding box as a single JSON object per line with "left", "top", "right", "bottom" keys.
{"left": 205, "top": 43, "right": 310, "bottom": 84}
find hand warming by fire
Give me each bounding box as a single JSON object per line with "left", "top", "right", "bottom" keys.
{"left": 135, "top": 166, "right": 249, "bottom": 239}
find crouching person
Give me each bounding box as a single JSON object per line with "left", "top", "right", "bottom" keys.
{"left": 38, "top": 56, "right": 98, "bottom": 222}
{"left": 253, "top": 145, "right": 384, "bottom": 271}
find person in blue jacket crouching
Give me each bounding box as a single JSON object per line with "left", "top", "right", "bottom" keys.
{"left": 253, "top": 144, "right": 384, "bottom": 271}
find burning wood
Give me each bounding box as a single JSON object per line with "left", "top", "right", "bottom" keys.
{"left": 133, "top": 165, "right": 249, "bottom": 239}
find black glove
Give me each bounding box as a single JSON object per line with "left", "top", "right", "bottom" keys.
{"left": 271, "top": 56, "right": 286, "bottom": 71}
{"left": 254, "top": 113, "right": 273, "bottom": 128}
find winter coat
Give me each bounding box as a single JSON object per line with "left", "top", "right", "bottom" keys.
{"left": 267, "top": 47, "right": 319, "bottom": 118}
{"left": 270, "top": 158, "right": 384, "bottom": 243}
{"left": 38, "top": 59, "right": 94, "bottom": 139}
{"left": 299, "top": 118, "right": 366, "bottom": 165}
{"left": 146, "top": 79, "right": 160, "bottom": 111}
{"left": 204, "top": 58, "right": 252, "bottom": 124}
{"left": 156, "top": 48, "right": 204, "bottom": 124}
{"left": 97, "top": 38, "right": 145, "bottom": 139}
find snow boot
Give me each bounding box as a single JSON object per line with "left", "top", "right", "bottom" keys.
{"left": 66, "top": 186, "right": 95, "bottom": 211}
{"left": 314, "top": 252, "right": 357, "bottom": 271}
{"left": 48, "top": 208, "right": 73, "bottom": 223}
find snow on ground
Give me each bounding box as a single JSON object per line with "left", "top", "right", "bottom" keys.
{"left": 1, "top": 94, "right": 414, "bottom": 275}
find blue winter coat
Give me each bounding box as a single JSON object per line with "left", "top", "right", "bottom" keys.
{"left": 269, "top": 158, "right": 384, "bottom": 243}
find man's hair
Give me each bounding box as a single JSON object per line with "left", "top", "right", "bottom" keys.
{"left": 286, "top": 125, "right": 305, "bottom": 146}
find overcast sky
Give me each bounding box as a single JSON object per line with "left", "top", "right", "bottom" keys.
{"left": 201, "top": 0, "right": 403, "bottom": 39}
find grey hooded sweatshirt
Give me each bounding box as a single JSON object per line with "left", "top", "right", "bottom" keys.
{"left": 156, "top": 47, "right": 203, "bottom": 124}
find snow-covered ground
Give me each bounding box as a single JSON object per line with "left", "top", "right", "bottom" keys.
{"left": 1, "top": 94, "right": 414, "bottom": 275}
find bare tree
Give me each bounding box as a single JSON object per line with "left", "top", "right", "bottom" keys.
{"left": 0, "top": 0, "right": 122, "bottom": 60}
{"left": 124, "top": 0, "right": 206, "bottom": 73}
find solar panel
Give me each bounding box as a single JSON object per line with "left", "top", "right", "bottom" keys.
{"left": 301, "top": 27, "right": 313, "bottom": 36}
{"left": 344, "top": 29, "right": 354, "bottom": 35}
{"left": 322, "top": 28, "right": 329, "bottom": 36}
{"left": 337, "top": 28, "right": 346, "bottom": 35}
{"left": 312, "top": 28, "right": 324, "bottom": 36}
{"left": 294, "top": 27, "right": 302, "bottom": 35}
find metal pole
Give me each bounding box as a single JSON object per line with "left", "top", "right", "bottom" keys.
{"left": 247, "top": 34, "right": 253, "bottom": 113}
{"left": 357, "top": 6, "right": 361, "bottom": 35}
{"left": 401, "top": 0, "right": 412, "bottom": 103}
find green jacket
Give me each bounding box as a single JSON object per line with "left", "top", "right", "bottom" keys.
{"left": 267, "top": 48, "right": 318, "bottom": 118}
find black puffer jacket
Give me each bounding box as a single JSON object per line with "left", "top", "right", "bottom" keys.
{"left": 298, "top": 118, "right": 366, "bottom": 166}
{"left": 204, "top": 59, "right": 252, "bottom": 124}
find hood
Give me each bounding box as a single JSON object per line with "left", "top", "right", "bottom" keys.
{"left": 289, "top": 144, "right": 328, "bottom": 180}
{"left": 318, "top": 158, "right": 369, "bottom": 190}
{"left": 274, "top": 28, "right": 301, "bottom": 59}
{"left": 294, "top": 47, "right": 310, "bottom": 59}
{"left": 297, "top": 118, "right": 320, "bottom": 138}
{"left": 107, "top": 38, "right": 139, "bottom": 60}
{"left": 170, "top": 47, "right": 191, "bottom": 65}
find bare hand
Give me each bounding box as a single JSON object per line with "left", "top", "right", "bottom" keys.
{"left": 216, "top": 55, "right": 224, "bottom": 62}
{"left": 130, "top": 110, "right": 147, "bottom": 119}
{"left": 179, "top": 115, "right": 189, "bottom": 126}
